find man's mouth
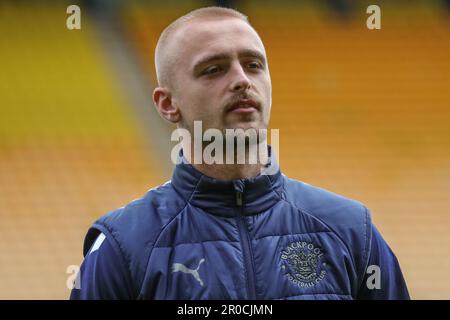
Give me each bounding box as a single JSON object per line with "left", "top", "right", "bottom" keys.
{"left": 227, "top": 99, "right": 260, "bottom": 114}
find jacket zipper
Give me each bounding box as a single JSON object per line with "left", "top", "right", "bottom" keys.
{"left": 236, "top": 190, "right": 257, "bottom": 300}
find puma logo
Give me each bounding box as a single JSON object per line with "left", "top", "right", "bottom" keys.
{"left": 171, "top": 258, "right": 205, "bottom": 287}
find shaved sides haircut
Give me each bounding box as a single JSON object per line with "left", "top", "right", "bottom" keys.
{"left": 154, "top": 6, "right": 250, "bottom": 89}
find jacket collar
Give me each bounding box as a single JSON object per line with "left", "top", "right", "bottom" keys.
{"left": 171, "top": 146, "right": 284, "bottom": 217}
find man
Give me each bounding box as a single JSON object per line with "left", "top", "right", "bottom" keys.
{"left": 71, "top": 7, "right": 409, "bottom": 300}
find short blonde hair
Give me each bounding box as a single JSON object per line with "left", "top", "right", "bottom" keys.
{"left": 154, "top": 6, "right": 250, "bottom": 88}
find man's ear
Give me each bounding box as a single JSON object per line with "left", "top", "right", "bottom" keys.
{"left": 153, "top": 87, "right": 181, "bottom": 123}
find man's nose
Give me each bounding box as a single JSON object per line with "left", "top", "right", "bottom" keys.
{"left": 229, "top": 64, "right": 251, "bottom": 92}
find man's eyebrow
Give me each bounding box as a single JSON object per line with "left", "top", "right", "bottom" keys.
{"left": 193, "top": 50, "right": 266, "bottom": 73}
{"left": 238, "top": 49, "right": 266, "bottom": 65}
{"left": 193, "top": 53, "right": 231, "bottom": 73}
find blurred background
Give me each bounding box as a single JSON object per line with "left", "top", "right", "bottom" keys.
{"left": 0, "top": 0, "right": 449, "bottom": 299}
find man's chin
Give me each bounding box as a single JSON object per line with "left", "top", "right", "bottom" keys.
{"left": 224, "top": 121, "right": 265, "bottom": 133}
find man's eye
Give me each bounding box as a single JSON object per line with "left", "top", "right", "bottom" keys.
{"left": 203, "top": 66, "right": 221, "bottom": 75}
{"left": 247, "top": 61, "right": 263, "bottom": 70}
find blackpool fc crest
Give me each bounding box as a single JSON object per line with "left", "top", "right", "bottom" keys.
{"left": 280, "top": 241, "right": 327, "bottom": 288}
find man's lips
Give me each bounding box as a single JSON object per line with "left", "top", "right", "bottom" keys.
{"left": 227, "top": 99, "right": 260, "bottom": 114}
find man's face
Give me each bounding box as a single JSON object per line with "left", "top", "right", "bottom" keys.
{"left": 169, "top": 18, "right": 272, "bottom": 135}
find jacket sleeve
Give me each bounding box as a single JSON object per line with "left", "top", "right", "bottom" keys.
{"left": 70, "top": 233, "right": 135, "bottom": 300}
{"left": 357, "top": 224, "right": 410, "bottom": 300}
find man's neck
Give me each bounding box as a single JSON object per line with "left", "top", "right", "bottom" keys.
{"left": 193, "top": 162, "right": 264, "bottom": 181}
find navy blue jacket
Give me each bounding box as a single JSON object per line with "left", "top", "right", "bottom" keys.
{"left": 71, "top": 151, "right": 409, "bottom": 300}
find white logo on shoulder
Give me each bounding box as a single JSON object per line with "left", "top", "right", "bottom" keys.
{"left": 171, "top": 258, "right": 205, "bottom": 287}
{"left": 89, "top": 233, "right": 106, "bottom": 255}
